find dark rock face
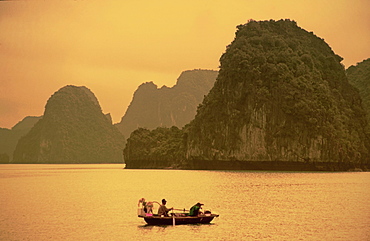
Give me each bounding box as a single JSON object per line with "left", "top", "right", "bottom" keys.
{"left": 13, "top": 85, "right": 125, "bottom": 163}
{"left": 186, "top": 20, "right": 369, "bottom": 169}
{"left": 0, "top": 116, "right": 41, "bottom": 162}
{"left": 115, "top": 69, "right": 218, "bottom": 139}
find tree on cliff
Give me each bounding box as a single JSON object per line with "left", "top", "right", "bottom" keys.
{"left": 186, "top": 19, "right": 369, "bottom": 168}
{"left": 13, "top": 85, "right": 125, "bottom": 163}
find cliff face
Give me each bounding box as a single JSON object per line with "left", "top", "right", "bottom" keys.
{"left": 13, "top": 85, "right": 125, "bottom": 163}
{"left": 347, "top": 58, "right": 370, "bottom": 125}
{"left": 115, "top": 69, "right": 218, "bottom": 138}
{"left": 0, "top": 116, "right": 41, "bottom": 162}
{"left": 186, "top": 20, "right": 369, "bottom": 168}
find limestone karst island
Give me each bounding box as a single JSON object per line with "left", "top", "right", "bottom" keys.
{"left": 1, "top": 20, "right": 369, "bottom": 171}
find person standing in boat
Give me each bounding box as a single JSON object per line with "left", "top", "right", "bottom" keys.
{"left": 146, "top": 201, "right": 153, "bottom": 214}
{"left": 158, "top": 199, "right": 173, "bottom": 217}
{"left": 189, "top": 202, "right": 204, "bottom": 216}
{"left": 138, "top": 198, "right": 154, "bottom": 214}
{"left": 138, "top": 198, "right": 147, "bottom": 212}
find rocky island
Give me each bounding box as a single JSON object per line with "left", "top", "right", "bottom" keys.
{"left": 125, "top": 19, "right": 369, "bottom": 171}
{"left": 12, "top": 85, "right": 125, "bottom": 163}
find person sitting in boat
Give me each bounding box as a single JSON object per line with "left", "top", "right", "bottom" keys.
{"left": 157, "top": 199, "right": 173, "bottom": 217}
{"left": 189, "top": 202, "right": 204, "bottom": 216}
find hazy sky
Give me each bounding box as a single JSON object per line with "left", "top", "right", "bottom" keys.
{"left": 1, "top": 0, "right": 369, "bottom": 129}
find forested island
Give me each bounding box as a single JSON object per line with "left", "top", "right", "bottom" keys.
{"left": 124, "top": 19, "right": 370, "bottom": 171}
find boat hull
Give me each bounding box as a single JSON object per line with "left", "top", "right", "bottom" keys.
{"left": 143, "top": 214, "right": 218, "bottom": 225}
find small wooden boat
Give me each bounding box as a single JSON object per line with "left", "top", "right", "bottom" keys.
{"left": 137, "top": 199, "right": 219, "bottom": 225}
{"left": 140, "top": 213, "right": 219, "bottom": 225}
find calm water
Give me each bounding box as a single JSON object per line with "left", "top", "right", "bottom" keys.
{"left": 0, "top": 164, "right": 369, "bottom": 241}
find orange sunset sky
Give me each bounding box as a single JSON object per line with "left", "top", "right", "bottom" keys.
{"left": 1, "top": 0, "right": 369, "bottom": 129}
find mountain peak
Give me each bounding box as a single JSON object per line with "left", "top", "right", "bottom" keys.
{"left": 186, "top": 20, "right": 368, "bottom": 168}
{"left": 13, "top": 85, "right": 125, "bottom": 163}
{"left": 116, "top": 69, "right": 218, "bottom": 138}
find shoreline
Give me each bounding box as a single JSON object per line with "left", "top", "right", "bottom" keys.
{"left": 125, "top": 160, "right": 369, "bottom": 172}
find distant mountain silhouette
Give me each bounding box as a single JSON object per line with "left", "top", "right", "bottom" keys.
{"left": 12, "top": 85, "right": 125, "bottom": 163}
{"left": 0, "top": 116, "right": 41, "bottom": 163}
{"left": 115, "top": 69, "right": 218, "bottom": 138}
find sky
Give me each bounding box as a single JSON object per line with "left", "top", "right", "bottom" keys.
{"left": 1, "top": 0, "right": 369, "bottom": 129}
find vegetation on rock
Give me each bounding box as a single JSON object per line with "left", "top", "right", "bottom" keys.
{"left": 185, "top": 19, "right": 369, "bottom": 168}
{"left": 347, "top": 58, "right": 370, "bottom": 128}
{"left": 123, "top": 126, "right": 185, "bottom": 168}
